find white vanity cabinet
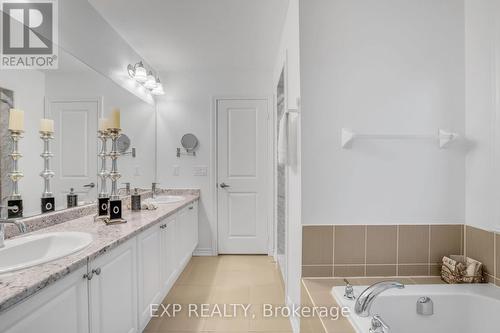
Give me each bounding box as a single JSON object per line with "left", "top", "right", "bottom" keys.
{"left": 88, "top": 239, "right": 138, "bottom": 333}
{"left": 0, "top": 266, "right": 89, "bottom": 333}
{"left": 0, "top": 199, "right": 199, "bottom": 333}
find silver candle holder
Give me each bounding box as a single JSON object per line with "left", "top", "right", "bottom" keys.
{"left": 98, "top": 130, "right": 110, "bottom": 198}
{"left": 40, "top": 131, "right": 55, "bottom": 213}
{"left": 7, "top": 129, "right": 23, "bottom": 218}
{"left": 96, "top": 129, "right": 111, "bottom": 219}
{"left": 107, "top": 128, "right": 126, "bottom": 223}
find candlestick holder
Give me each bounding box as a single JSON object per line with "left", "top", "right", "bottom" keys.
{"left": 7, "top": 129, "right": 23, "bottom": 218}
{"left": 40, "top": 131, "right": 55, "bottom": 213}
{"left": 97, "top": 130, "right": 110, "bottom": 219}
{"left": 106, "top": 128, "right": 126, "bottom": 224}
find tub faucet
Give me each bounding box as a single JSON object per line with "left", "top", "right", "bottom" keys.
{"left": 0, "top": 205, "right": 27, "bottom": 248}
{"left": 354, "top": 281, "right": 404, "bottom": 317}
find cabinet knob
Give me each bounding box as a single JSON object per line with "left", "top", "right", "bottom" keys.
{"left": 189, "top": 206, "right": 194, "bottom": 210}
{"left": 83, "top": 272, "right": 94, "bottom": 280}
{"left": 92, "top": 268, "right": 102, "bottom": 276}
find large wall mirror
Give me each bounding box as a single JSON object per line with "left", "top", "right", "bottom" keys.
{"left": 0, "top": 48, "right": 156, "bottom": 218}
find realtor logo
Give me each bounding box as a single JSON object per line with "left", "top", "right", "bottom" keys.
{"left": 1, "top": 0, "right": 58, "bottom": 69}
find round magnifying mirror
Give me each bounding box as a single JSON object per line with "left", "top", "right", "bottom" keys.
{"left": 116, "top": 134, "right": 131, "bottom": 153}
{"left": 181, "top": 133, "right": 199, "bottom": 152}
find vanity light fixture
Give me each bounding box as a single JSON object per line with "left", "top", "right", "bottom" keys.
{"left": 127, "top": 62, "right": 165, "bottom": 95}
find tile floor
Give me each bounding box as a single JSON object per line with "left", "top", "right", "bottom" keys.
{"left": 144, "top": 255, "right": 292, "bottom": 332}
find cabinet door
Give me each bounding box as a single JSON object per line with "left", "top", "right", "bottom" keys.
{"left": 90, "top": 239, "right": 138, "bottom": 333}
{"left": 186, "top": 202, "right": 199, "bottom": 252}
{"left": 176, "top": 207, "right": 189, "bottom": 265}
{"left": 161, "top": 216, "right": 176, "bottom": 293}
{"left": 0, "top": 266, "right": 89, "bottom": 333}
{"left": 137, "top": 224, "right": 162, "bottom": 330}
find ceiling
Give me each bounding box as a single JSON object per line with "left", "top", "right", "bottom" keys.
{"left": 89, "top": 0, "right": 289, "bottom": 72}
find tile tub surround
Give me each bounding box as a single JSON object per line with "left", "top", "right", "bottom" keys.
{"left": 3, "top": 188, "right": 200, "bottom": 239}
{"left": 302, "top": 225, "right": 464, "bottom": 278}
{"left": 300, "top": 277, "right": 446, "bottom": 333}
{"left": 0, "top": 192, "right": 199, "bottom": 313}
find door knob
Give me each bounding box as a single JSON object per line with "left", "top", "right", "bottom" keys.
{"left": 83, "top": 182, "right": 95, "bottom": 188}
{"left": 219, "top": 183, "right": 230, "bottom": 189}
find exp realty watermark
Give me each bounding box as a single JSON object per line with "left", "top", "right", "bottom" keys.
{"left": 1, "top": 0, "right": 58, "bottom": 69}
{"left": 151, "top": 303, "right": 351, "bottom": 321}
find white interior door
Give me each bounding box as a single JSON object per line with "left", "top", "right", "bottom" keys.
{"left": 50, "top": 100, "right": 98, "bottom": 209}
{"left": 217, "top": 99, "right": 269, "bottom": 254}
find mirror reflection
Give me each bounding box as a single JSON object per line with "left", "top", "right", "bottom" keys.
{"left": 0, "top": 48, "right": 156, "bottom": 218}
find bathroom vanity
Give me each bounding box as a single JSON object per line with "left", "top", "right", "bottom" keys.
{"left": 0, "top": 193, "right": 199, "bottom": 333}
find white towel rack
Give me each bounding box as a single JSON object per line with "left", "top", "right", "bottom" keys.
{"left": 341, "top": 128, "right": 458, "bottom": 149}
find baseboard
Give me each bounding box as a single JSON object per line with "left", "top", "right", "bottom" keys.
{"left": 287, "top": 296, "right": 300, "bottom": 333}
{"left": 193, "top": 248, "right": 214, "bottom": 256}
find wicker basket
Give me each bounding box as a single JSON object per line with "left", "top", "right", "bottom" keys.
{"left": 441, "top": 255, "right": 484, "bottom": 284}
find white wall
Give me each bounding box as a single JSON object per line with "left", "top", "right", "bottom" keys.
{"left": 273, "top": 0, "right": 302, "bottom": 329}
{"left": 0, "top": 72, "right": 46, "bottom": 216}
{"left": 465, "top": 0, "right": 500, "bottom": 232}
{"left": 300, "top": 0, "right": 466, "bottom": 226}
{"left": 156, "top": 69, "right": 273, "bottom": 254}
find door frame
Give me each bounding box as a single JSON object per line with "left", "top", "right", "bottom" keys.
{"left": 210, "top": 96, "right": 274, "bottom": 256}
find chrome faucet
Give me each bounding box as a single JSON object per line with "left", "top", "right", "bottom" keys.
{"left": 0, "top": 205, "right": 27, "bottom": 248}
{"left": 354, "top": 281, "right": 404, "bottom": 317}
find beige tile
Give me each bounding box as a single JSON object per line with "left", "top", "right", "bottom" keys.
{"left": 333, "top": 265, "right": 365, "bottom": 277}
{"left": 429, "top": 264, "right": 441, "bottom": 276}
{"left": 366, "top": 226, "right": 397, "bottom": 265}
{"left": 398, "top": 264, "right": 429, "bottom": 276}
{"left": 250, "top": 284, "right": 286, "bottom": 304}
{"left": 156, "top": 311, "right": 206, "bottom": 332}
{"left": 334, "top": 226, "right": 366, "bottom": 265}
{"left": 430, "top": 225, "right": 463, "bottom": 264}
{"left": 163, "top": 285, "right": 212, "bottom": 305}
{"left": 302, "top": 226, "right": 334, "bottom": 265}
{"left": 365, "top": 265, "right": 396, "bottom": 277}
{"left": 410, "top": 277, "right": 446, "bottom": 284}
{"left": 302, "top": 265, "right": 333, "bottom": 277}
{"left": 398, "top": 225, "right": 429, "bottom": 264}
{"left": 352, "top": 277, "right": 414, "bottom": 285}
{"left": 249, "top": 307, "right": 292, "bottom": 332}
{"left": 466, "top": 226, "right": 495, "bottom": 275}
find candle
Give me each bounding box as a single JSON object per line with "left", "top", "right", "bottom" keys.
{"left": 8, "top": 109, "right": 24, "bottom": 131}
{"left": 40, "top": 118, "right": 54, "bottom": 133}
{"left": 109, "top": 108, "right": 121, "bottom": 129}
{"left": 99, "top": 118, "right": 109, "bottom": 131}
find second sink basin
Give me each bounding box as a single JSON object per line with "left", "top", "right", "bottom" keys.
{"left": 153, "top": 195, "right": 185, "bottom": 204}
{"left": 0, "top": 232, "right": 93, "bottom": 274}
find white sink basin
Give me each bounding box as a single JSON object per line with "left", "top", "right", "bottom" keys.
{"left": 0, "top": 232, "right": 93, "bottom": 274}
{"left": 153, "top": 195, "right": 185, "bottom": 204}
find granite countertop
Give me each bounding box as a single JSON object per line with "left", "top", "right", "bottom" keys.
{"left": 301, "top": 277, "right": 445, "bottom": 333}
{"left": 0, "top": 191, "right": 200, "bottom": 313}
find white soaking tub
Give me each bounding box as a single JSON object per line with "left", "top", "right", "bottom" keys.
{"left": 332, "top": 284, "right": 500, "bottom": 333}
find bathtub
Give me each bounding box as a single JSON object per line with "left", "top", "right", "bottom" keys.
{"left": 332, "top": 283, "right": 500, "bottom": 333}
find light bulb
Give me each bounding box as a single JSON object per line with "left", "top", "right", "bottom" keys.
{"left": 134, "top": 62, "right": 147, "bottom": 83}
{"left": 144, "top": 71, "right": 157, "bottom": 89}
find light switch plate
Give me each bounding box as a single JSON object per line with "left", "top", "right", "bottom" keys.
{"left": 193, "top": 165, "right": 208, "bottom": 176}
